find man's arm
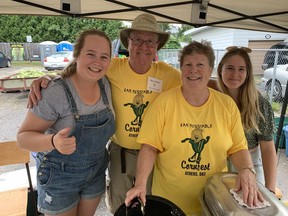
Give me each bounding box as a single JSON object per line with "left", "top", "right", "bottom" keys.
{"left": 28, "top": 75, "right": 54, "bottom": 108}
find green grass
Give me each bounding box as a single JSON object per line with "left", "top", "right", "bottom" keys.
{"left": 272, "top": 102, "right": 282, "bottom": 113}
{"left": 11, "top": 61, "right": 42, "bottom": 67}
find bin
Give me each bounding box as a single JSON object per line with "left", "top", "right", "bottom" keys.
{"left": 39, "top": 41, "right": 57, "bottom": 65}
{"left": 57, "top": 41, "right": 74, "bottom": 52}
{"left": 282, "top": 125, "right": 288, "bottom": 156}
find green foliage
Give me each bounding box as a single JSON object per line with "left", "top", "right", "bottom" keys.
{"left": 158, "top": 23, "right": 170, "bottom": 32}
{"left": 0, "top": 15, "right": 123, "bottom": 43}
{"left": 177, "top": 24, "right": 193, "bottom": 43}
{"left": 10, "top": 70, "right": 45, "bottom": 78}
{"left": 11, "top": 61, "right": 42, "bottom": 67}
{"left": 165, "top": 36, "right": 181, "bottom": 49}
{"left": 163, "top": 24, "right": 193, "bottom": 49}
{"left": 271, "top": 102, "right": 281, "bottom": 113}
{"left": 0, "top": 15, "right": 194, "bottom": 50}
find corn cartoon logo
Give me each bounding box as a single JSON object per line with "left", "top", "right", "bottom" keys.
{"left": 124, "top": 93, "right": 149, "bottom": 126}
{"left": 181, "top": 128, "right": 210, "bottom": 164}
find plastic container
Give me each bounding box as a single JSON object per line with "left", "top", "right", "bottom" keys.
{"left": 200, "top": 172, "right": 288, "bottom": 215}
{"left": 282, "top": 125, "right": 288, "bottom": 156}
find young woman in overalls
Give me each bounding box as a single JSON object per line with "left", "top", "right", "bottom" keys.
{"left": 17, "top": 29, "right": 115, "bottom": 216}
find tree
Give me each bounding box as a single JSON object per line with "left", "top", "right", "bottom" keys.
{"left": 0, "top": 15, "right": 123, "bottom": 43}
{"left": 177, "top": 24, "right": 193, "bottom": 43}
{"left": 161, "top": 23, "right": 193, "bottom": 49}
{"left": 0, "top": 15, "right": 193, "bottom": 50}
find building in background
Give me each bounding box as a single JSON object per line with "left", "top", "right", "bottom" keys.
{"left": 184, "top": 27, "right": 288, "bottom": 74}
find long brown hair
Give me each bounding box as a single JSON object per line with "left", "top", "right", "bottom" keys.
{"left": 217, "top": 47, "right": 264, "bottom": 132}
{"left": 61, "top": 29, "right": 111, "bottom": 78}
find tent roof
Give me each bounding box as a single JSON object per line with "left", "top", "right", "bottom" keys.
{"left": 1, "top": 0, "right": 288, "bottom": 33}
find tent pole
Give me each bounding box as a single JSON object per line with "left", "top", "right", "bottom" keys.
{"left": 275, "top": 79, "right": 288, "bottom": 153}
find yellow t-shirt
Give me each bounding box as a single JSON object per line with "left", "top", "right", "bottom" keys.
{"left": 137, "top": 86, "right": 247, "bottom": 216}
{"left": 106, "top": 58, "right": 181, "bottom": 149}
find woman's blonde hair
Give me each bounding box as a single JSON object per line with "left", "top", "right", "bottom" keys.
{"left": 61, "top": 29, "right": 111, "bottom": 78}
{"left": 217, "top": 47, "right": 264, "bottom": 132}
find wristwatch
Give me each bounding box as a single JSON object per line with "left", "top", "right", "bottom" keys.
{"left": 242, "top": 167, "right": 256, "bottom": 175}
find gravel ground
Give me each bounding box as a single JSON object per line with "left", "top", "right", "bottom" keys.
{"left": 0, "top": 66, "right": 287, "bottom": 215}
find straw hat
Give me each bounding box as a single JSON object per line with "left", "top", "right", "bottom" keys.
{"left": 120, "top": 13, "right": 170, "bottom": 50}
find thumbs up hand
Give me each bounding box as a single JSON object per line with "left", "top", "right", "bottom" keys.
{"left": 53, "top": 128, "right": 76, "bottom": 155}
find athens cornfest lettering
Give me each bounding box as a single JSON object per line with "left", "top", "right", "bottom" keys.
{"left": 125, "top": 124, "right": 140, "bottom": 133}
{"left": 181, "top": 160, "right": 211, "bottom": 171}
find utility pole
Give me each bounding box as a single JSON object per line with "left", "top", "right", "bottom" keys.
{"left": 26, "top": 35, "right": 32, "bottom": 63}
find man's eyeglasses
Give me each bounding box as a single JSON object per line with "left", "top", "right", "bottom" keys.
{"left": 129, "top": 37, "right": 158, "bottom": 48}
{"left": 226, "top": 46, "right": 252, "bottom": 53}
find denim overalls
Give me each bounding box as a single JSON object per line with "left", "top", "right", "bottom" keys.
{"left": 36, "top": 78, "right": 115, "bottom": 214}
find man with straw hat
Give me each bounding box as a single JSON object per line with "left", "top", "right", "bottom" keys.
{"left": 105, "top": 13, "right": 181, "bottom": 213}
{"left": 27, "top": 13, "right": 181, "bottom": 213}
{"left": 119, "top": 13, "right": 170, "bottom": 51}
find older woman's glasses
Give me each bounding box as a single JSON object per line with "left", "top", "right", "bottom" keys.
{"left": 226, "top": 46, "right": 252, "bottom": 53}
{"left": 129, "top": 37, "right": 158, "bottom": 48}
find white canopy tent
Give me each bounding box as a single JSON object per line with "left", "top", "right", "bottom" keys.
{"left": 1, "top": 0, "right": 287, "bottom": 33}
{"left": 1, "top": 0, "right": 288, "bottom": 151}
